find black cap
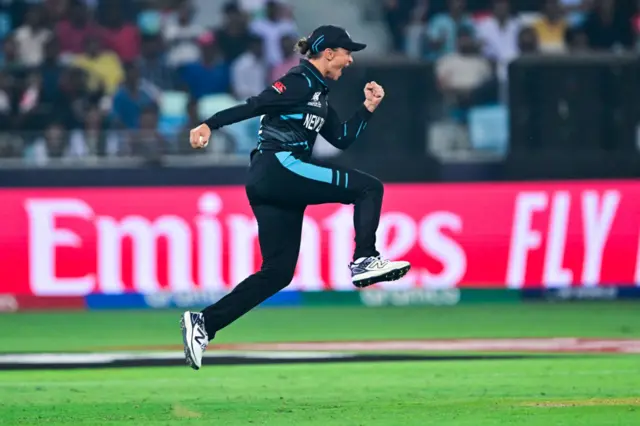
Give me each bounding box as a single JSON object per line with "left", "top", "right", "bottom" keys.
{"left": 307, "top": 25, "right": 366, "bottom": 54}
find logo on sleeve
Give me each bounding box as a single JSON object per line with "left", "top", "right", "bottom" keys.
{"left": 272, "top": 81, "right": 286, "bottom": 94}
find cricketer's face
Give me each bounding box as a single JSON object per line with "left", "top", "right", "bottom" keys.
{"left": 325, "top": 48, "right": 353, "bottom": 81}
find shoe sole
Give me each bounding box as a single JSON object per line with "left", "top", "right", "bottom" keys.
{"left": 180, "top": 313, "right": 200, "bottom": 371}
{"left": 353, "top": 264, "right": 411, "bottom": 288}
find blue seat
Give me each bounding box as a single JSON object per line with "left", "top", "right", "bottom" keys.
{"left": 468, "top": 105, "right": 509, "bottom": 154}
{"left": 158, "top": 91, "right": 189, "bottom": 140}
{"left": 197, "top": 94, "right": 239, "bottom": 119}
{"left": 158, "top": 115, "right": 187, "bottom": 139}
{"left": 160, "top": 91, "right": 189, "bottom": 118}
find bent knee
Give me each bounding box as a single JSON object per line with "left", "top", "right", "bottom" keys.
{"left": 259, "top": 265, "right": 296, "bottom": 289}
{"left": 363, "top": 175, "right": 384, "bottom": 197}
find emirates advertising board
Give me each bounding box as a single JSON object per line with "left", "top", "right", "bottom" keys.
{"left": 0, "top": 180, "right": 639, "bottom": 296}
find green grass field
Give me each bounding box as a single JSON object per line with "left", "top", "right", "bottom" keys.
{"left": 1, "top": 303, "right": 639, "bottom": 425}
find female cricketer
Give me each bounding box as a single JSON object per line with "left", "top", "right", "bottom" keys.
{"left": 181, "top": 25, "right": 411, "bottom": 370}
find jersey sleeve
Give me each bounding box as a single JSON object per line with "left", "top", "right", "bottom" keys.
{"left": 319, "top": 104, "right": 373, "bottom": 150}
{"left": 203, "top": 73, "right": 312, "bottom": 130}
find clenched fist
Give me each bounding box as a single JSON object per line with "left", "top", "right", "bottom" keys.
{"left": 189, "top": 123, "right": 211, "bottom": 149}
{"left": 363, "top": 81, "right": 385, "bottom": 112}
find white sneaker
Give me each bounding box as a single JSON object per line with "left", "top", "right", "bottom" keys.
{"left": 350, "top": 256, "right": 411, "bottom": 288}
{"left": 180, "top": 311, "right": 209, "bottom": 370}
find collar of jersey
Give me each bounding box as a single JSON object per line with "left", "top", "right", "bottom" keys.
{"left": 300, "top": 59, "right": 328, "bottom": 89}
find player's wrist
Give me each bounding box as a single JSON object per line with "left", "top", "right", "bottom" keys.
{"left": 363, "top": 100, "right": 377, "bottom": 113}
{"left": 202, "top": 118, "right": 217, "bottom": 131}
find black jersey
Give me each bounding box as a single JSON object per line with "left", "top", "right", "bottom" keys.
{"left": 203, "top": 59, "right": 373, "bottom": 160}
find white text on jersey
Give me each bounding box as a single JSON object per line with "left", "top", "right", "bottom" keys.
{"left": 304, "top": 114, "right": 325, "bottom": 132}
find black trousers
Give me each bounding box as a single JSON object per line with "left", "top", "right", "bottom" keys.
{"left": 201, "top": 150, "right": 384, "bottom": 337}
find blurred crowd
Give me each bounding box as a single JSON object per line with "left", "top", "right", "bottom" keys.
{"left": 0, "top": 0, "right": 300, "bottom": 164}
{"left": 1, "top": 0, "right": 638, "bottom": 164}
{"left": 384, "top": 0, "right": 639, "bottom": 135}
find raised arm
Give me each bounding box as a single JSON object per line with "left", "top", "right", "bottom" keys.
{"left": 320, "top": 81, "right": 384, "bottom": 150}
{"left": 190, "top": 73, "right": 312, "bottom": 148}
{"left": 320, "top": 104, "right": 372, "bottom": 150}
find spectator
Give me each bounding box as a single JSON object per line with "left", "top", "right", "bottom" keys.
{"left": 583, "top": 0, "right": 634, "bottom": 51}
{"left": 73, "top": 35, "right": 124, "bottom": 95}
{"left": 270, "top": 33, "right": 298, "bottom": 81}
{"left": 14, "top": 5, "right": 53, "bottom": 67}
{"left": 383, "top": 0, "right": 416, "bottom": 53}
{"left": 55, "top": 67, "right": 95, "bottom": 129}
{"left": 476, "top": 0, "right": 520, "bottom": 84}
{"left": 565, "top": 25, "right": 590, "bottom": 51}
{"left": 426, "top": 0, "right": 475, "bottom": 60}
{"left": 164, "top": 0, "right": 205, "bottom": 67}
{"left": 250, "top": 0, "right": 297, "bottom": 66}
{"left": 68, "top": 104, "right": 119, "bottom": 158}
{"left": 39, "top": 38, "right": 66, "bottom": 105}
{"left": 532, "top": 0, "right": 568, "bottom": 53}
{"left": 404, "top": 0, "right": 429, "bottom": 58}
{"left": 137, "top": 35, "right": 178, "bottom": 91}
{"left": 1, "top": 36, "right": 25, "bottom": 77}
{"left": 436, "top": 27, "right": 493, "bottom": 119}
{"left": 111, "top": 63, "right": 159, "bottom": 129}
{"left": 26, "top": 120, "right": 70, "bottom": 165}
{"left": 231, "top": 34, "right": 267, "bottom": 100}
{"left": 215, "top": 1, "right": 253, "bottom": 64}
{"left": 55, "top": 0, "right": 96, "bottom": 55}
{"left": 126, "top": 104, "right": 166, "bottom": 164}
{"left": 99, "top": 4, "right": 141, "bottom": 64}
{"left": 517, "top": 26, "right": 540, "bottom": 54}
{"left": 0, "top": 71, "right": 14, "bottom": 130}
{"left": 179, "top": 32, "right": 230, "bottom": 100}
